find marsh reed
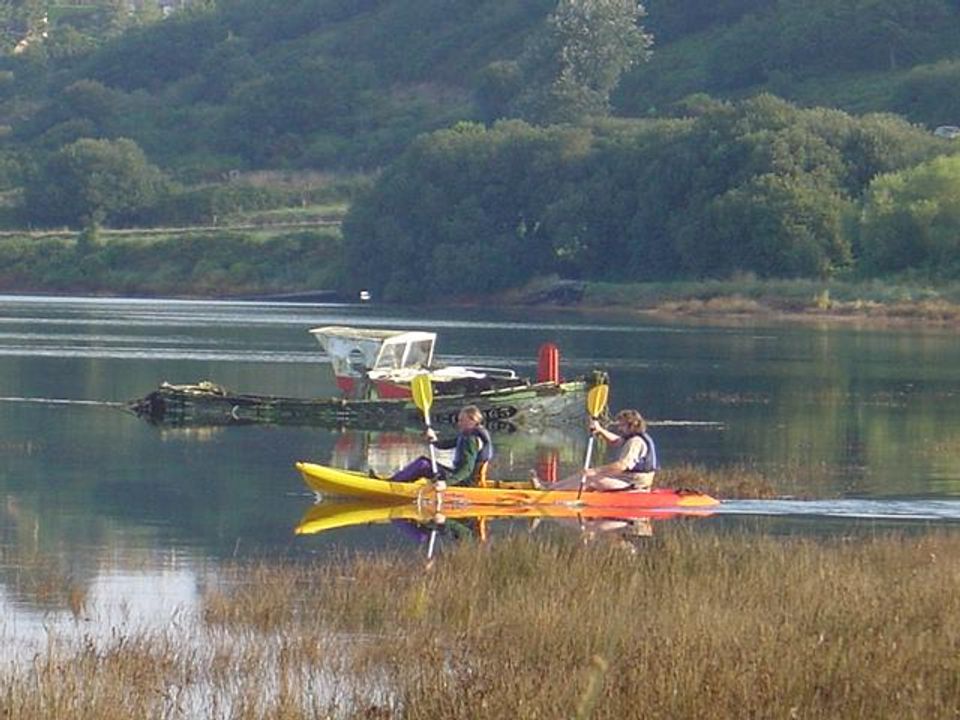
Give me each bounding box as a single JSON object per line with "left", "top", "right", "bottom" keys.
{"left": 3, "top": 527, "right": 960, "bottom": 718}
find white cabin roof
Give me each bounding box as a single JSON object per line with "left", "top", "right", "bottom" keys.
{"left": 309, "top": 326, "right": 436, "bottom": 376}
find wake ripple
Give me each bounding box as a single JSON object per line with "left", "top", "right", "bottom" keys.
{"left": 0, "top": 396, "right": 124, "bottom": 408}
{"left": 718, "top": 498, "right": 960, "bottom": 522}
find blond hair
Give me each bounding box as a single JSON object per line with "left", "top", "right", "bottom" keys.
{"left": 458, "top": 405, "right": 484, "bottom": 424}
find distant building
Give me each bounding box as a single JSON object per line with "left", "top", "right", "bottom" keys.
{"left": 933, "top": 125, "right": 960, "bottom": 139}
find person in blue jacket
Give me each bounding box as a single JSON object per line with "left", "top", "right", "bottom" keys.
{"left": 390, "top": 405, "right": 493, "bottom": 486}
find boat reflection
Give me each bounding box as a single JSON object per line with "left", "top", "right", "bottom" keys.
{"left": 328, "top": 427, "right": 588, "bottom": 482}
{"left": 295, "top": 499, "right": 715, "bottom": 558}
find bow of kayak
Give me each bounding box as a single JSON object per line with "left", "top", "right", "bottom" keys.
{"left": 295, "top": 462, "right": 720, "bottom": 509}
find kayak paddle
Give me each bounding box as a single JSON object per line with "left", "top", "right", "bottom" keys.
{"left": 577, "top": 383, "right": 610, "bottom": 500}
{"left": 411, "top": 373, "right": 439, "bottom": 479}
{"left": 412, "top": 373, "right": 443, "bottom": 560}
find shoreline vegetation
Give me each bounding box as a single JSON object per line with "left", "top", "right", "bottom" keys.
{"left": 502, "top": 276, "right": 960, "bottom": 327}
{"left": 5, "top": 239, "right": 960, "bottom": 328}
{"left": 4, "top": 529, "right": 959, "bottom": 718}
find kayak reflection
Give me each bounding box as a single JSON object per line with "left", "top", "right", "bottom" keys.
{"left": 295, "top": 500, "right": 715, "bottom": 556}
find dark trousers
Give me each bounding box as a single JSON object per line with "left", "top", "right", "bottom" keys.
{"left": 391, "top": 456, "right": 449, "bottom": 483}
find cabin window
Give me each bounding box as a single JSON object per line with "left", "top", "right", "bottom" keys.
{"left": 405, "top": 339, "right": 432, "bottom": 368}
{"left": 376, "top": 343, "right": 405, "bottom": 370}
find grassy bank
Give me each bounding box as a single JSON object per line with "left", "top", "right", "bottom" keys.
{"left": 506, "top": 276, "right": 960, "bottom": 326}
{"left": 0, "top": 226, "right": 344, "bottom": 298}
{"left": 5, "top": 226, "right": 960, "bottom": 328}
{"left": 3, "top": 528, "right": 959, "bottom": 718}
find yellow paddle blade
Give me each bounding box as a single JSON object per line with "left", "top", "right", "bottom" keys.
{"left": 586, "top": 383, "right": 609, "bottom": 419}
{"left": 411, "top": 373, "right": 434, "bottom": 413}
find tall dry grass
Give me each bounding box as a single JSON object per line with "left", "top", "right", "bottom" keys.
{"left": 3, "top": 528, "right": 960, "bottom": 718}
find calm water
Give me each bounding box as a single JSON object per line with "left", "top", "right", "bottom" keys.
{"left": 2, "top": 295, "right": 960, "bottom": 656}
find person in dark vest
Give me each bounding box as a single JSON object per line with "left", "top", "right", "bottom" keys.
{"left": 390, "top": 405, "right": 493, "bottom": 486}
{"left": 541, "top": 409, "right": 658, "bottom": 492}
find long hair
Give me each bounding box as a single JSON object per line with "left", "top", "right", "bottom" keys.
{"left": 614, "top": 409, "right": 646, "bottom": 434}
{"left": 459, "top": 405, "right": 484, "bottom": 425}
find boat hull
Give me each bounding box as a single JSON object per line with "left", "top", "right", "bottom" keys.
{"left": 130, "top": 378, "right": 589, "bottom": 432}
{"left": 295, "top": 462, "right": 720, "bottom": 509}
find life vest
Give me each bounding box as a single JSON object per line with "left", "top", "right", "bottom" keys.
{"left": 453, "top": 426, "right": 494, "bottom": 469}
{"left": 625, "top": 431, "right": 658, "bottom": 472}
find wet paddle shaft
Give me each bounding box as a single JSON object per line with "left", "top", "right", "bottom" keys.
{"left": 577, "top": 383, "right": 610, "bottom": 500}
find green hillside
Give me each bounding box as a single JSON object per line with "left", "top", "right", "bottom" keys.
{"left": 5, "top": 0, "right": 958, "bottom": 182}
{"left": 619, "top": 0, "right": 960, "bottom": 125}
{"left": 1, "top": 0, "right": 960, "bottom": 297}
{"left": 0, "top": 0, "right": 555, "bottom": 178}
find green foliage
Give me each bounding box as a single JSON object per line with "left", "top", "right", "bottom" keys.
{"left": 20, "top": 78, "right": 122, "bottom": 142}
{"left": 511, "top": 0, "right": 653, "bottom": 124}
{"left": 700, "top": 173, "right": 852, "bottom": 278}
{"left": 475, "top": 60, "right": 523, "bottom": 123}
{"left": 858, "top": 154, "right": 960, "bottom": 276}
{"left": 1, "top": 0, "right": 960, "bottom": 294}
{"left": 643, "top": 0, "right": 774, "bottom": 41}
{"left": 0, "top": 0, "right": 46, "bottom": 54}
{"left": 149, "top": 183, "right": 292, "bottom": 226}
{"left": 0, "top": 0, "right": 552, "bottom": 172}
{"left": 892, "top": 60, "right": 960, "bottom": 126}
{"left": 23, "top": 137, "right": 170, "bottom": 227}
{"left": 220, "top": 54, "right": 382, "bottom": 166}
{"left": 80, "top": 7, "right": 224, "bottom": 91}
{"left": 3, "top": 0, "right": 957, "bottom": 180}
{"left": 620, "top": 0, "right": 960, "bottom": 114}
{"left": 345, "top": 96, "right": 949, "bottom": 298}
{"left": 0, "top": 228, "right": 343, "bottom": 296}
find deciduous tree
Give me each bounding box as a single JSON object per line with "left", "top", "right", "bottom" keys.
{"left": 512, "top": 0, "right": 653, "bottom": 124}
{"left": 24, "top": 137, "right": 169, "bottom": 227}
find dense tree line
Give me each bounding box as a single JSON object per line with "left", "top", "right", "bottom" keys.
{"left": 344, "top": 96, "right": 955, "bottom": 300}
{"left": 0, "top": 228, "right": 342, "bottom": 295}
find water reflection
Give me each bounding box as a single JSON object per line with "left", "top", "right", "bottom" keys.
{"left": 324, "top": 427, "right": 587, "bottom": 481}
{"left": 295, "top": 499, "right": 715, "bottom": 560}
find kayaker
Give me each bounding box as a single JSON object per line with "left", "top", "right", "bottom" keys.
{"left": 390, "top": 405, "right": 493, "bottom": 486}
{"left": 537, "top": 409, "right": 658, "bottom": 492}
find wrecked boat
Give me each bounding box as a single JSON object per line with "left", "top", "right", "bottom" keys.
{"left": 129, "top": 326, "right": 603, "bottom": 432}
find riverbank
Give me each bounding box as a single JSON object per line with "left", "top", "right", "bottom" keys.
{"left": 4, "top": 227, "right": 960, "bottom": 327}
{"left": 501, "top": 276, "right": 960, "bottom": 327}
{"left": 4, "top": 528, "right": 958, "bottom": 719}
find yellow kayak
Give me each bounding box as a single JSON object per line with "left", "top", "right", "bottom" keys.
{"left": 295, "top": 461, "right": 720, "bottom": 509}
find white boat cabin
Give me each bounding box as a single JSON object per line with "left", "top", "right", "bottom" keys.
{"left": 309, "top": 325, "right": 519, "bottom": 399}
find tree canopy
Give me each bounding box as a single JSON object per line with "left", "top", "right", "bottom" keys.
{"left": 23, "top": 137, "right": 169, "bottom": 227}
{"left": 344, "top": 97, "right": 949, "bottom": 300}
{"left": 509, "top": 0, "right": 653, "bottom": 124}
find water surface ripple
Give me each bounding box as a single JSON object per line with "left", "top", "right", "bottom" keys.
{"left": 719, "top": 498, "right": 960, "bottom": 522}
